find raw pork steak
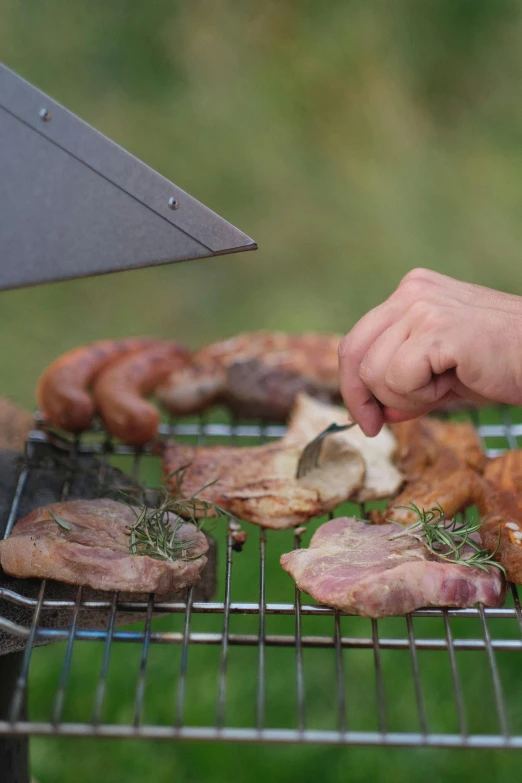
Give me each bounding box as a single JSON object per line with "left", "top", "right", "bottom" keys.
{"left": 0, "top": 499, "right": 208, "bottom": 594}
{"left": 280, "top": 517, "right": 506, "bottom": 618}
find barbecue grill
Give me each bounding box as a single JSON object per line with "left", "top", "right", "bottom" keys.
{"left": 2, "top": 64, "right": 522, "bottom": 783}
{"left": 1, "top": 408, "right": 522, "bottom": 766}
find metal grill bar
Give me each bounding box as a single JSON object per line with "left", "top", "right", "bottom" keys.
{"left": 216, "top": 529, "right": 233, "bottom": 730}
{"left": 4, "top": 721, "right": 522, "bottom": 747}
{"left": 334, "top": 612, "right": 346, "bottom": 735}
{"left": 1, "top": 407, "right": 522, "bottom": 747}
{"left": 4, "top": 627, "right": 522, "bottom": 651}
{"left": 91, "top": 592, "right": 118, "bottom": 725}
{"left": 371, "top": 620, "right": 386, "bottom": 733}
{"left": 133, "top": 595, "right": 154, "bottom": 728}
{"left": 257, "top": 529, "right": 266, "bottom": 733}
{"left": 442, "top": 609, "right": 467, "bottom": 737}
{"left": 294, "top": 530, "right": 305, "bottom": 734}
{"left": 405, "top": 615, "right": 427, "bottom": 735}
{"left": 478, "top": 604, "right": 509, "bottom": 738}
{"left": 8, "top": 581, "right": 46, "bottom": 723}
{"left": 175, "top": 585, "right": 194, "bottom": 729}
{"left": 2, "top": 591, "right": 521, "bottom": 618}
{"left": 51, "top": 586, "right": 83, "bottom": 725}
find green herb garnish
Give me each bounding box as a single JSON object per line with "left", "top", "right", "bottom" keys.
{"left": 49, "top": 511, "right": 72, "bottom": 531}
{"left": 123, "top": 465, "right": 238, "bottom": 563}
{"left": 388, "top": 503, "right": 506, "bottom": 576}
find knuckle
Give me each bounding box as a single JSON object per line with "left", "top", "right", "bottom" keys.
{"left": 397, "top": 277, "right": 426, "bottom": 300}
{"left": 397, "top": 268, "right": 435, "bottom": 299}
{"left": 401, "top": 267, "right": 435, "bottom": 284}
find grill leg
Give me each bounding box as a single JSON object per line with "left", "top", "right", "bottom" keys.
{"left": 0, "top": 652, "right": 30, "bottom": 783}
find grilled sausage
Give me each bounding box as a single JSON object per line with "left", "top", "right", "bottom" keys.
{"left": 36, "top": 338, "right": 158, "bottom": 432}
{"left": 93, "top": 341, "right": 190, "bottom": 445}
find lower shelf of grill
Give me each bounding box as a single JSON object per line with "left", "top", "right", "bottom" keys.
{"left": 1, "top": 410, "right": 522, "bottom": 748}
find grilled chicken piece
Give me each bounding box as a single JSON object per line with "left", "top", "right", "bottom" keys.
{"left": 163, "top": 394, "right": 403, "bottom": 528}
{"left": 379, "top": 459, "right": 482, "bottom": 526}
{"left": 371, "top": 417, "right": 486, "bottom": 525}
{"left": 476, "top": 451, "right": 522, "bottom": 584}
{"left": 390, "top": 417, "right": 485, "bottom": 480}
{"left": 156, "top": 331, "right": 342, "bottom": 420}
{"left": 280, "top": 517, "right": 506, "bottom": 618}
{"left": 0, "top": 499, "right": 208, "bottom": 594}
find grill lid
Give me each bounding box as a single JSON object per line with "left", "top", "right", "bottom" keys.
{"left": 0, "top": 63, "right": 256, "bottom": 291}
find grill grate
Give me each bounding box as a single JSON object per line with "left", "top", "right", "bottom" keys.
{"left": 0, "top": 408, "right": 522, "bottom": 748}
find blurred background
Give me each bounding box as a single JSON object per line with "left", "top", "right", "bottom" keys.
{"left": 3, "top": 0, "right": 522, "bottom": 780}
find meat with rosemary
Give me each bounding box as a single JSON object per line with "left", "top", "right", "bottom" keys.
{"left": 0, "top": 499, "right": 208, "bottom": 594}
{"left": 156, "top": 331, "right": 342, "bottom": 420}
{"left": 280, "top": 517, "right": 506, "bottom": 618}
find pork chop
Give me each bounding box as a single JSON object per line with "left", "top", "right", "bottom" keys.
{"left": 156, "top": 331, "right": 342, "bottom": 420}
{"left": 0, "top": 499, "right": 208, "bottom": 594}
{"left": 280, "top": 517, "right": 506, "bottom": 617}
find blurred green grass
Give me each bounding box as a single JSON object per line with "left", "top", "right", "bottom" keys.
{"left": 3, "top": 0, "right": 522, "bottom": 780}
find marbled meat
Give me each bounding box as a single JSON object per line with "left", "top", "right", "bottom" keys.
{"left": 0, "top": 499, "right": 208, "bottom": 594}
{"left": 280, "top": 517, "right": 506, "bottom": 618}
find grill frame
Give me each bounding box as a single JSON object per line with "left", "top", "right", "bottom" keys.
{"left": 0, "top": 409, "right": 522, "bottom": 749}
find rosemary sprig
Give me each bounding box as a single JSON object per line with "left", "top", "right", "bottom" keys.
{"left": 388, "top": 503, "right": 506, "bottom": 576}
{"left": 49, "top": 510, "right": 72, "bottom": 531}
{"left": 122, "top": 464, "right": 238, "bottom": 563}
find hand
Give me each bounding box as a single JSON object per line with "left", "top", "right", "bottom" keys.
{"left": 338, "top": 268, "right": 522, "bottom": 436}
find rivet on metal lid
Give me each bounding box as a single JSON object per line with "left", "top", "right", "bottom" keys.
{"left": 168, "top": 197, "right": 180, "bottom": 210}
{"left": 39, "top": 108, "right": 52, "bottom": 122}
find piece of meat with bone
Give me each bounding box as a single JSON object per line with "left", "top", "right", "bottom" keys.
{"left": 476, "top": 450, "right": 522, "bottom": 584}
{"left": 0, "top": 499, "right": 208, "bottom": 594}
{"left": 156, "top": 331, "right": 342, "bottom": 420}
{"left": 280, "top": 517, "right": 506, "bottom": 618}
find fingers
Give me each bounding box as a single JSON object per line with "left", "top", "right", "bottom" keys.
{"left": 358, "top": 317, "right": 455, "bottom": 414}
{"left": 384, "top": 335, "right": 458, "bottom": 401}
{"left": 338, "top": 300, "right": 404, "bottom": 434}
{"left": 339, "top": 270, "right": 454, "bottom": 431}
{"left": 339, "top": 268, "right": 522, "bottom": 437}
{"left": 345, "top": 307, "right": 460, "bottom": 427}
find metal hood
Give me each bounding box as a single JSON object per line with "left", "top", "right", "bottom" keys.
{"left": 0, "top": 64, "right": 256, "bottom": 291}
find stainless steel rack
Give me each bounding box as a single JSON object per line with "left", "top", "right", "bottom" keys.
{"left": 1, "top": 408, "right": 522, "bottom": 749}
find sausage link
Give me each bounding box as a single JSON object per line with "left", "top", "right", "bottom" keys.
{"left": 93, "top": 341, "right": 190, "bottom": 445}
{"left": 36, "top": 338, "right": 158, "bottom": 432}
